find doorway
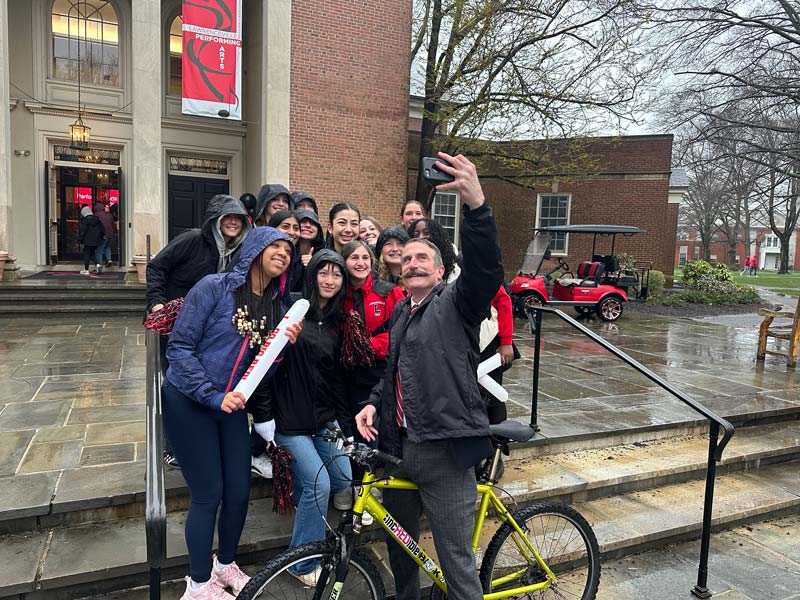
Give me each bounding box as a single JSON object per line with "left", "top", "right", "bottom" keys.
{"left": 52, "top": 166, "right": 120, "bottom": 263}
{"left": 167, "top": 175, "right": 230, "bottom": 241}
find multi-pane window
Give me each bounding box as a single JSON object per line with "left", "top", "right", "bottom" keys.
{"left": 693, "top": 246, "right": 700, "bottom": 259}
{"left": 679, "top": 246, "right": 688, "bottom": 267}
{"left": 431, "top": 192, "right": 460, "bottom": 245}
{"left": 169, "top": 15, "right": 183, "bottom": 96}
{"left": 537, "top": 194, "right": 570, "bottom": 253}
{"left": 52, "top": 0, "right": 119, "bottom": 87}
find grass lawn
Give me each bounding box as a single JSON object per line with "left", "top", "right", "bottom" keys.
{"left": 673, "top": 268, "right": 800, "bottom": 297}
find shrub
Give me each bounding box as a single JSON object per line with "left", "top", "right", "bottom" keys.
{"left": 680, "top": 260, "right": 734, "bottom": 286}
{"left": 645, "top": 269, "right": 665, "bottom": 298}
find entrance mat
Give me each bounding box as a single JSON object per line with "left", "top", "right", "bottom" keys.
{"left": 23, "top": 270, "right": 128, "bottom": 281}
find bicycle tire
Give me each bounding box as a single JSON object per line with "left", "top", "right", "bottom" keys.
{"left": 238, "top": 540, "right": 386, "bottom": 600}
{"left": 480, "top": 502, "right": 600, "bottom": 600}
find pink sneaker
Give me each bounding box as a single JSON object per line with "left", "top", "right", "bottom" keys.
{"left": 212, "top": 556, "right": 251, "bottom": 596}
{"left": 180, "top": 576, "right": 235, "bottom": 600}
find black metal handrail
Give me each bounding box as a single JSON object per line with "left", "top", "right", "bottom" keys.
{"left": 526, "top": 306, "right": 734, "bottom": 599}
{"left": 145, "top": 328, "right": 166, "bottom": 600}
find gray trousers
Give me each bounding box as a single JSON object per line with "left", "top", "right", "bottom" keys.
{"left": 383, "top": 438, "right": 483, "bottom": 600}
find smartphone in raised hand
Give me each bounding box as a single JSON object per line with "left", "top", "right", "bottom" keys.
{"left": 422, "top": 157, "right": 455, "bottom": 183}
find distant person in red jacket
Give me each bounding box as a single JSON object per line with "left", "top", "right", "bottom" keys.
{"left": 741, "top": 255, "right": 750, "bottom": 276}
{"left": 750, "top": 255, "right": 758, "bottom": 276}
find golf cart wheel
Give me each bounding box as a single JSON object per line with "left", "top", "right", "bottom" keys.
{"left": 522, "top": 292, "right": 544, "bottom": 313}
{"left": 596, "top": 295, "right": 624, "bottom": 321}
{"left": 575, "top": 306, "right": 593, "bottom": 316}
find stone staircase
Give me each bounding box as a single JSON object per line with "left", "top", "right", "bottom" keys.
{"left": 1, "top": 396, "right": 798, "bottom": 600}
{"left": 0, "top": 282, "right": 145, "bottom": 317}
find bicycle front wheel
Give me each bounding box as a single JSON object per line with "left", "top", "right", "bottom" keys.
{"left": 238, "top": 540, "right": 386, "bottom": 600}
{"left": 480, "top": 502, "right": 600, "bottom": 600}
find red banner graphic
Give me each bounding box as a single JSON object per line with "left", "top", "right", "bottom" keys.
{"left": 181, "top": 0, "right": 242, "bottom": 120}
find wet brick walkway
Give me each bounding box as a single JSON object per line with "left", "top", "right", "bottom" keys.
{"left": 0, "top": 309, "right": 798, "bottom": 489}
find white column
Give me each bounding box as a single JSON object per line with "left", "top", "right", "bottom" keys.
{"left": 0, "top": 0, "right": 13, "bottom": 253}
{"left": 262, "top": 0, "right": 291, "bottom": 183}
{"left": 131, "top": 0, "right": 162, "bottom": 255}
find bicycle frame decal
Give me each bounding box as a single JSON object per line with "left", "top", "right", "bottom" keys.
{"left": 379, "top": 510, "right": 446, "bottom": 586}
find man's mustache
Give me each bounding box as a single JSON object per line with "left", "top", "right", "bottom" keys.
{"left": 401, "top": 269, "right": 433, "bottom": 279}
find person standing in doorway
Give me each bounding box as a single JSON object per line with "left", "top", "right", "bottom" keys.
{"left": 78, "top": 205, "right": 105, "bottom": 275}
{"left": 93, "top": 202, "right": 116, "bottom": 268}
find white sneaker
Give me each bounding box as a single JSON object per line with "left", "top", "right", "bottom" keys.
{"left": 355, "top": 487, "right": 374, "bottom": 525}
{"left": 80, "top": 269, "right": 90, "bottom": 275}
{"left": 333, "top": 487, "right": 353, "bottom": 510}
{"left": 290, "top": 566, "right": 322, "bottom": 587}
{"left": 371, "top": 487, "right": 383, "bottom": 503}
{"left": 96, "top": 264, "right": 103, "bottom": 274}
{"left": 250, "top": 453, "right": 273, "bottom": 479}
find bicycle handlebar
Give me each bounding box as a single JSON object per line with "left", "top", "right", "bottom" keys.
{"left": 322, "top": 422, "right": 402, "bottom": 467}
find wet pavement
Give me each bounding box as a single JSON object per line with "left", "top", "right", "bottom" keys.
{"left": 0, "top": 308, "right": 798, "bottom": 483}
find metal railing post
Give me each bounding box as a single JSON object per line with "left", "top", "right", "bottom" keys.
{"left": 691, "top": 421, "right": 720, "bottom": 599}
{"left": 145, "top": 329, "right": 166, "bottom": 600}
{"left": 529, "top": 309, "right": 542, "bottom": 431}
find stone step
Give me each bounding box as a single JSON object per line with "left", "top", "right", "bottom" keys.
{"left": 2, "top": 418, "right": 799, "bottom": 536}
{"left": 3, "top": 458, "right": 797, "bottom": 600}
{"left": 0, "top": 303, "right": 145, "bottom": 316}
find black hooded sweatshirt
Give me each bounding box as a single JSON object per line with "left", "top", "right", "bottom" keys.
{"left": 145, "top": 195, "right": 251, "bottom": 311}
{"left": 254, "top": 184, "right": 292, "bottom": 225}
{"left": 248, "top": 250, "right": 351, "bottom": 436}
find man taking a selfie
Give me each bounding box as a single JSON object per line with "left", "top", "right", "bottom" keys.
{"left": 356, "top": 152, "right": 504, "bottom": 599}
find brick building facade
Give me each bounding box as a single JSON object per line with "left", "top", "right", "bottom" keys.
{"left": 289, "top": 1, "right": 411, "bottom": 227}
{"left": 409, "top": 134, "right": 679, "bottom": 280}
{"left": 1, "top": 0, "right": 411, "bottom": 272}
{"left": 675, "top": 228, "right": 800, "bottom": 272}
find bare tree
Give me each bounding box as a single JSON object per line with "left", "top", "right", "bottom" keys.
{"left": 410, "top": 0, "right": 657, "bottom": 206}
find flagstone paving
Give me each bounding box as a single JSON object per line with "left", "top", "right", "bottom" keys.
{"left": 0, "top": 308, "right": 798, "bottom": 521}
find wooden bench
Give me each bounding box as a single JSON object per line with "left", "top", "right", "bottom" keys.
{"left": 756, "top": 296, "right": 800, "bottom": 368}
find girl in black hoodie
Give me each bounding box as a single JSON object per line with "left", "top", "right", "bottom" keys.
{"left": 248, "top": 250, "right": 353, "bottom": 583}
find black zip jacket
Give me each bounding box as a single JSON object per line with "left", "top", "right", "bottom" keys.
{"left": 248, "top": 314, "right": 350, "bottom": 436}
{"left": 145, "top": 196, "right": 249, "bottom": 311}
{"left": 79, "top": 214, "right": 105, "bottom": 247}
{"left": 367, "top": 203, "right": 504, "bottom": 459}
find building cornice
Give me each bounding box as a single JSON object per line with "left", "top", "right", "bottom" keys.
{"left": 23, "top": 101, "right": 133, "bottom": 124}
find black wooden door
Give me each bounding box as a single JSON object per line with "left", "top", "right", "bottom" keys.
{"left": 167, "top": 175, "right": 230, "bottom": 241}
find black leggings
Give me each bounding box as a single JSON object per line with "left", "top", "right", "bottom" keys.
{"left": 162, "top": 380, "right": 251, "bottom": 583}
{"left": 82, "top": 245, "right": 98, "bottom": 270}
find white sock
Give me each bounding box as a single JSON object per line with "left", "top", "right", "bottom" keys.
{"left": 214, "top": 556, "right": 231, "bottom": 571}
{"left": 189, "top": 578, "right": 209, "bottom": 591}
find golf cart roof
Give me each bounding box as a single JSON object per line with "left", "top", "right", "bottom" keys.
{"left": 538, "top": 224, "right": 645, "bottom": 235}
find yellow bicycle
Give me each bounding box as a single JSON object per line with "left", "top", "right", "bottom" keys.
{"left": 239, "top": 421, "right": 600, "bottom": 599}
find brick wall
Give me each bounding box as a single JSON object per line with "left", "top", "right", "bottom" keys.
{"left": 408, "top": 134, "right": 677, "bottom": 279}
{"left": 289, "top": 1, "right": 412, "bottom": 227}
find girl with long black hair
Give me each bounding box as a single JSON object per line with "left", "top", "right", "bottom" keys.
{"left": 248, "top": 249, "right": 355, "bottom": 585}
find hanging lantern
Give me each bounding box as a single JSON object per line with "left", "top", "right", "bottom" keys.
{"left": 69, "top": 114, "right": 91, "bottom": 150}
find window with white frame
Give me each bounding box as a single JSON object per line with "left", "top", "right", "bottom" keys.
{"left": 536, "top": 194, "right": 570, "bottom": 253}
{"left": 765, "top": 235, "right": 780, "bottom": 248}
{"left": 679, "top": 246, "right": 688, "bottom": 267}
{"left": 431, "top": 192, "right": 460, "bottom": 245}
{"left": 693, "top": 246, "right": 700, "bottom": 259}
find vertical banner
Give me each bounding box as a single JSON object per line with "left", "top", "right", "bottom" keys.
{"left": 181, "top": 0, "right": 242, "bottom": 120}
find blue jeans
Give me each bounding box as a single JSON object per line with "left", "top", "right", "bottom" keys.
{"left": 97, "top": 238, "right": 111, "bottom": 263}
{"left": 275, "top": 424, "right": 352, "bottom": 574}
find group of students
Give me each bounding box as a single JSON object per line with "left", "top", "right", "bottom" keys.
{"left": 147, "top": 182, "right": 514, "bottom": 599}
{"left": 741, "top": 255, "right": 759, "bottom": 276}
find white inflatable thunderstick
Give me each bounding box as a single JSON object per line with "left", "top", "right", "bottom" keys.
{"left": 234, "top": 299, "right": 310, "bottom": 401}
{"left": 477, "top": 354, "right": 508, "bottom": 403}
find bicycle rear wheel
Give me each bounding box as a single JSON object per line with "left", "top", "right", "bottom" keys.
{"left": 480, "top": 502, "right": 600, "bottom": 600}
{"left": 238, "top": 540, "right": 386, "bottom": 600}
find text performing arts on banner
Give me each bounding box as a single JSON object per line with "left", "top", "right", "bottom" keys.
{"left": 181, "top": 0, "right": 242, "bottom": 120}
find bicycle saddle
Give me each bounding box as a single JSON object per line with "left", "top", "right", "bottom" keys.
{"left": 489, "top": 420, "right": 536, "bottom": 443}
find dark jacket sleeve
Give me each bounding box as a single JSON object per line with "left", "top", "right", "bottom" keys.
{"left": 145, "top": 233, "right": 193, "bottom": 311}
{"left": 78, "top": 219, "right": 87, "bottom": 244}
{"left": 454, "top": 203, "right": 504, "bottom": 326}
{"left": 248, "top": 380, "right": 274, "bottom": 423}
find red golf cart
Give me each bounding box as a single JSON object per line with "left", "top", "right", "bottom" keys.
{"left": 509, "top": 224, "right": 651, "bottom": 321}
